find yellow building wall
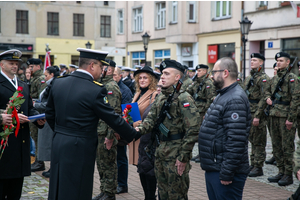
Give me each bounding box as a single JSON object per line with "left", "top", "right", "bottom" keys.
{"left": 126, "top": 39, "right": 177, "bottom": 68}
{"left": 35, "top": 38, "right": 94, "bottom": 66}
{"left": 197, "top": 30, "right": 241, "bottom": 71}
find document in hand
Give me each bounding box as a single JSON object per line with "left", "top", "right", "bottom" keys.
{"left": 121, "top": 102, "right": 141, "bottom": 122}
{"left": 28, "top": 113, "right": 45, "bottom": 122}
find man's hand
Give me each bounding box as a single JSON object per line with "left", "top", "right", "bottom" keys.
{"left": 104, "top": 137, "right": 114, "bottom": 150}
{"left": 1, "top": 114, "right": 12, "bottom": 125}
{"left": 114, "top": 133, "right": 120, "bottom": 140}
{"left": 37, "top": 119, "right": 46, "bottom": 126}
{"left": 133, "top": 120, "right": 142, "bottom": 128}
{"left": 175, "top": 159, "right": 186, "bottom": 176}
{"left": 221, "top": 180, "right": 232, "bottom": 185}
{"left": 18, "top": 114, "right": 30, "bottom": 124}
{"left": 252, "top": 118, "right": 260, "bottom": 126}
{"left": 266, "top": 98, "right": 272, "bottom": 106}
{"left": 297, "top": 169, "right": 300, "bottom": 180}
{"left": 286, "top": 120, "right": 293, "bottom": 130}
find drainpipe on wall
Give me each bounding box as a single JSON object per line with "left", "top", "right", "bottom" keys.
{"left": 240, "top": 1, "right": 244, "bottom": 75}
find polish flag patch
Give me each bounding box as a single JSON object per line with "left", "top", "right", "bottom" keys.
{"left": 290, "top": 79, "right": 295, "bottom": 82}
{"left": 108, "top": 91, "right": 113, "bottom": 95}
{"left": 262, "top": 79, "right": 267, "bottom": 82}
{"left": 237, "top": 78, "right": 240, "bottom": 81}
{"left": 206, "top": 85, "right": 210, "bottom": 88}
{"left": 183, "top": 103, "right": 190, "bottom": 108}
{"left": 41, "top": 80, "right": 45, "bottom": 83}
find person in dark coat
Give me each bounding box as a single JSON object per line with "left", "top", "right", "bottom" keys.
{"left": 121, "top": 67, "right": 135, "bottom": 94}
{"left": 34, "top": 65, "right": 60, "bottom": 178}
{"left": 198, "top": 57, "right": 251, "bottom": 200}
{"left": 45, "top": 48, "right": 139, "bottom": 200}
{"left": 0, "top": 49, "right": 45, "bottom": 199}
{"left": 113, "top": 67, "right": 133, "bottom": 194}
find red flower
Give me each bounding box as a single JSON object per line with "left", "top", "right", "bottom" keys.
{"left": 17, "top": 86, "right": 23, "bottom": 92}
{"left": 17, "top": 93, "right": 24, "bottom": 98}
{"left": 126, "top": 104, "right": 132, "bottom": 110}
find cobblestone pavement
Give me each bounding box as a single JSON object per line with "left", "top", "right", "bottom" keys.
{"left": 21, "top": 132, "right": 298, "bottom": 199}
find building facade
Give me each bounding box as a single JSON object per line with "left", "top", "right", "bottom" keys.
{"left": 0, "top": 1, "right": 125, "bottom": 67}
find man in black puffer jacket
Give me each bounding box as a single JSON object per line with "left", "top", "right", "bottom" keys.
{"left": 198, "top": 57, "right": 251, "bottom": 200}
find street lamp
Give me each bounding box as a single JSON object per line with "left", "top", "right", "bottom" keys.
{"left": 142, "top": 32, "right": 150, "bottom": 64}
{"left": 239, "top": 17, "right": 253, "bottom": 81}
{"left": 85, "top": 41, "right": 92, "bottom": 49}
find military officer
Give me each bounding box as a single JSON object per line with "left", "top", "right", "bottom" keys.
{"left": 266, "top": 52, "right": 300, "bottom": 186}
{"left": 187, "top": 64, "right": 216, "bottom": 163}
{"left": 69, "top": 64, "right": 78, "bottom": 74}
{"left": 243, "top": 53, "right": 270, "bottom": 177}
{"left": 59, "top": 64, "right": 67, "bottom": 76}
{"left": 27, "top": 58, "right": 47, "bottom": 172}
{"left": 181, "top": 65, "right": 193, "bottom": 91}
{"left": 45, "top": 48, "right": 139, "bottom": 200}
{"left": 121, "top": 67, "right": 134, "bottom": 94}
{"left": 188, "top": 67, "right": 196, "bottom": 80}
{"left": 93, "top": 59, "right": 121, "bottom": 200}
{"left": 135, "top": 60, "right": 201, "bottom": 200}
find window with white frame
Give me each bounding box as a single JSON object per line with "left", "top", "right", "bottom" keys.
{"left": 171, "top": 1, "right": 178, "bottom": 23}
{"left": 259, "top": 1, "right": 268, "bottom": 7}
{"left": 156, "top": 2, "right": 166, "bottom": 29}
{"left": 215, "top": 1, "right": 231, "bottom": 19}
{"left": 188, "top": 1, "right": 196, "bottom": 22}
{"left": 132, "top": 51, "right": 145, "bottom": 67}
{"left": 133, "top": 7, "right": 143, "bottom": 32}
{"left": 118, "top": 10, "right": 124, "bottom": 34}
{"left": 154, "top": 49, "right": 170, "bottom": 65}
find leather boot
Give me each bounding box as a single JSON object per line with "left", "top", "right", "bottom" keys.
{"left": 268, "top": 173, "right": 284, "bottom": 182}
{"left": 31, "top": 160, "right": 45, "bottom": 172}
{"left": 99, "top": 193, "right": 115, "bottom": 200}
{"left": 265, "top": 157, "right": 276, "bottom": 165}
{"left": 92, "top": 192, "right": 105, "bottom": 200}
{"left": 248, "top": 167, "right": 263, "bottom": 177}
{"left": 249, "top": 165, "right": 254, "bottom": 171}
{"left": 278, "top": 175, "right": 293, "bottom": 186}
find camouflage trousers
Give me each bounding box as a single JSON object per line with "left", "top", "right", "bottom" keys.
{"left": 249, "top": 113, "right": 267, "bottom": 167}
{"left": 270, "top": 117, "right": 296, "bottom": 175}
{"left": 297, "top": 116, "right": 300, "bottom": 138}
{"left": 96, "top": 135, "right": 118, "bottom": 195}
{"left": 29, "top": 122, "right": 38, "bottom": 157}
{"left": 154, "top": 158, "right": 191, "bottom": 200}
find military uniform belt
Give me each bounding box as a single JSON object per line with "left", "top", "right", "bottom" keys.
{"left": 196, "top": 99, "right": 207, "bottom": 102}
{"left": 54, "top": 124, "right": 95, "bottom": 138}
{"left": 249, "top": 99, "right": 260, "bottom": 103}
{"left": 160, "top": 132, "right": 184, "bottom": 142}
{"left": 274, "top": 100, "right": 290, "bottom": 105}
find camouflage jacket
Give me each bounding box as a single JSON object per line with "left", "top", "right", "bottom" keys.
{"left": 181, "top": 75, "right": 193, "bottom": 92}
{"left": 243, "top": 69, "right": 270, "bottom": 119}
{"left": 265, "top": 69, "right": 300, "bottom": 122}
{"left": 294, "top": 140, "right": 300, "bottom": 178}
{"left": 186, "top": 75, "right": 216, "bottom": 113}
{"left": 237, "top": 77, "right": 243, "bottom": 87}
{"left": 97, "top": 75, "right": 122, "bottom": 139}
{"left": 30, "top": 69, "right": 46, "bottom": 99}
{"left": 137, "top": 86, "right": 200, "bottom": 163}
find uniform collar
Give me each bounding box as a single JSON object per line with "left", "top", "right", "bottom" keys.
{"left": 76, "top": 69, "right": 94, "bottom": 79}
{"left": 0, "top": 70, "right": 18, "bottom": 89}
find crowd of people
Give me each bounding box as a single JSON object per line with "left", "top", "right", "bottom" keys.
{"left": 1, "top": 47, "right": 300, "bottom": 200}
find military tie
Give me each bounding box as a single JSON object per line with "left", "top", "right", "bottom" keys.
{"left": 11, "top": 79, "right": 15, "bottom": 86}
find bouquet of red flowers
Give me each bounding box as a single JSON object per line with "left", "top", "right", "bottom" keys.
{"left": 0, "top": 86, "right": 25, "bottom": 159}
{"left": 122, "top": 104, "right": 134, "bottom": 124}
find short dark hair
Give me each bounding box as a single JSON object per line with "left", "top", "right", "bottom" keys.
{"left": 46, "top": 65, "right": 60, "bottom": 77}
{"left": 218, "top": 57, "right": 238, "bottom": 80}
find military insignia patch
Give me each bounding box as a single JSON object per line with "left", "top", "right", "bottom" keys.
{"left": 183, "top": 103, "right": 190, "bottom": 108}
{"left": 13, "top": 51, "right": 19, "bottom": 59}
{"left": 262, "top": 79, "right": 267, "bottom": 82}
{"left": 162, "top": 61, "right": 166, "bottom": 69}
{"left": 237, "top": 78, "right": 240, "bottom": 81}
{"left": 103, "top": 96, "right": 108, "bottom": 104}
{"left": 206, "top": 85, "right": 210, "bottom": 88}
{"left": 231, "top": 113, "right": 239, "bottom": 120}
{"left": 41, "top": 80, "right": 45, "bottom": 83}
{"left": 290, "top": 79, "right": 295, "bottom": 82}
{"left": 277, "top": 53, "right": 280, "bottom": 58}
{"left": 108, "top": 91, "right": 113, "bottom": 95}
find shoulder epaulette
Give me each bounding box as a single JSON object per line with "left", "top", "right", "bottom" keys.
{"left": 56, "top": 74, "right": 69, "bottom": 79}
{"left": 93, "top": 81, "right": 103, "bottom": 86}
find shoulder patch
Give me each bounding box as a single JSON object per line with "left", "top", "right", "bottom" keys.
{"left": 183, "top": 103, "right": 190, "bottom": 107}
{"left": 93, "top": 81, "right": 103, "bottom": 86}
{"left": 206, "top": 85, "right": 210, "bottom": 88}
{"left": 231, "top": 113, "right": 239, "bottom": 120}
{"left": 290, "top": 79, "right": 295, "bottom": 82}
{"left": 41, "top": 80, "right": 45, "bottom": 83}
{"left": 108, "top": 91, "right": 113, "bottom": 95}
{"left": 262, "top": 79, "right": 267, "bottom": 82}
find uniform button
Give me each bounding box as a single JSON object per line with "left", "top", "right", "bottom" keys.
{"left": 22, "top": 126, "right": 24, "bottom": 129}
{"left": 23, "top": 140, "right": 25, "bottom": 143}
{"left": 21, "top": 111, "right": 23, "bottom": 114}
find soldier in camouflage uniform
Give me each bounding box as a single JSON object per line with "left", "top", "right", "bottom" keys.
{"left": 136, "top": 60, "right": 201, "bottom": 200}
{"left": 187, "top": 64, "right": 216, "bottom": 163}
{"left": 265, "top": 52, "right": 300, "bottom": 186}
{"left": 243, "top": 53, "right": 270, "bottom": 177}
{"left": 93, "top": 59, "right": 121, "bottom": 200}
{"left": 27, "top": 58, "right": 47, "bottom": 171}
{"left": 181, "top": 65, "right": 193, "bottom": 91}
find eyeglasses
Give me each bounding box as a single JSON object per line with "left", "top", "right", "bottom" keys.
{"left": 211, "top": 69, "right": 230, "bottom": 76}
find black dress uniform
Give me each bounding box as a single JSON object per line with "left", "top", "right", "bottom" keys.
{"left": 46, "top": 66, "right": 138, "bottom": 199}
{"left": 0, "top": 50, "right": 42, "bottom": 199}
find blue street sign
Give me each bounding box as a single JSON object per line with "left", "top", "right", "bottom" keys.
{"left": 268, "top": 42, "right": 273, "bottom": 48}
